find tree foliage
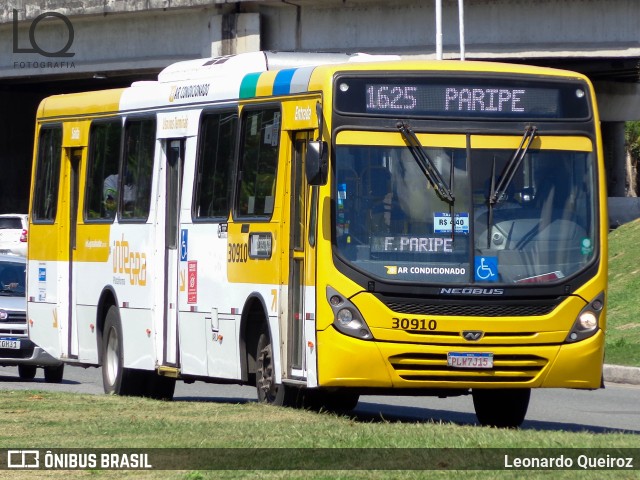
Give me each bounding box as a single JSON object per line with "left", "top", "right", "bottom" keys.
{"left": 625, "top": 121, "right": 640, "bottom": 160}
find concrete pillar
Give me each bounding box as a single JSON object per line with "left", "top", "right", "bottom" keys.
{"left": 602, "top": 122, "right": 627, "bottom": 197}
{"left": 210, "top": 13, "right": 261, "bottom": 57}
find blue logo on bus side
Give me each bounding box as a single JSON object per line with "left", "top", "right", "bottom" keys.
{"left": 38, "top": 268, "right": 46, "bottom": 282}
{"left": 474, "top": 256, "right": 498, "bottom": 282}
{"left": 180, "top": 229, "right": 188, "bottom": 261}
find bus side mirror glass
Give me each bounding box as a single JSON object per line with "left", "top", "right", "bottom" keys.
{"left": 306, "top": 140, "right": 328, "bottom": 186}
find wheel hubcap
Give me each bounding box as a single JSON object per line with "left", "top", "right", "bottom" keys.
{"left": 105, "top": 327, "right": 119, "bottom": 386}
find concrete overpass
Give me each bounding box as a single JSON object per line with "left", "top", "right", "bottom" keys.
{"left": 2, "top": 0, "right": 639, "bottom": 212}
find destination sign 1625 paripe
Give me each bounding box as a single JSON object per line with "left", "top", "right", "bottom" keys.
{"left": 335, "top": 76, "right": 591, "bottom": 119}
{"left": 366, "top": 84, "right": 553, "bottom": 114}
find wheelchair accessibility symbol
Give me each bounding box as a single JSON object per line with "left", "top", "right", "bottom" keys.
{"left": 180, "top": 229, "right": 188, "bottom": 261}
{"left": 474, "top": 256, "right": 498, "bottom": 282}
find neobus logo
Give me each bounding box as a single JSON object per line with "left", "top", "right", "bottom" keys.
{"left": 113, "top": 235, "right": 147, "bottom": 286}
{"left": 440, "top": 287, "right": 504, "bottom": 295}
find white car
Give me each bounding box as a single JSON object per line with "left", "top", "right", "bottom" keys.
{"left": 0, "top": 254, "right": 64, "bottom": 381}
{"left": 0, "top": 214, "right": 28, "bottom": 257}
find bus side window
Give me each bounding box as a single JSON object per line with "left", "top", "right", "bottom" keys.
{"left": 32, "top": 125, "right": 63, "bottom": 223}
{"left": 120, "top": 118, "right": 156, "bottom": 221}
{"left": 193, "top": 111, "right": 237, "bottom": 220}
{"left": 85, "top": 120, "right": 122, "bottom": 221}
{"left": 236, "top": 108, "right": 280, "bottom": 217}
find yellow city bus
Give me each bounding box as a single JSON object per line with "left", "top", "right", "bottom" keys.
{"left": 28, "top": 51, "right": 607, "bottom": 427}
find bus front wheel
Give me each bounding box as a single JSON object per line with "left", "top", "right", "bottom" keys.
{"left": 472, "top": 388, "right": 530, "bottom": 428}
{"left": 255, "top": 331, "right": 296, "bottom": 407}
{"left": 301, "top": 389, "right": 360, "bottom": 412}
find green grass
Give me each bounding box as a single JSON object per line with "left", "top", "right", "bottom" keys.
{"left": 0, "top": 391, "right": 638, "bottom": 480}
{"left": 1, "top": 391, "right": 623, "bottom": 449}
{"left": 606, "top": 218, "right": 640, "bottom": 366}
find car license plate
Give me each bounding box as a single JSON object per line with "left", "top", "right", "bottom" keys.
{"left": 0, "top": 338, "right": 20, "bottom": 350}
{"left": 447, "top": 352, "right": 493, "bottom": 369}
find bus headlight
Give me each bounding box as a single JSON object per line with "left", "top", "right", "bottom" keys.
{"left": 336, "top": 308, "right": 353, "bottom": 325}
{"left": 578, "top": 311, "right": 597, "bottom": 330}
{"left": 327, "top": 286, "right": 373, "bottom": 340}
{"left": 566, "top": 292, "right": 604, "bottom": 343}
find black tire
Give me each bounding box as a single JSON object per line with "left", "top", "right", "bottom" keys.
{"left": 472, "top": 388, "right": 531, "bottom": 428}
{"left": 301, "top": 389, "right": 360, "bottom": 413}
{"left": 18, "top": 365, "right": 37, "bottom": 380}
{"left": 44, "top": 364, "right": 64, "bottom": 383}
{"left": 145, "top": 373, "right": 176, "bottom": 401}
{"left": 323, "top": 390, "right": 360, "bottom": 412}
{"left": 255, "top": 331, "right": 296, "bottom": 407}
{"left": 101, "top": 306, "right": 142, "bottom": 396}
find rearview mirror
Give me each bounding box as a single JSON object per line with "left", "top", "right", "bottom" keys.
{"left": 306, "top": 140, "right": 328, "bottom": 186}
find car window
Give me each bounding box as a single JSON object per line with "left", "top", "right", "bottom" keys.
{"left": 0, "top": 218, "right": 23, "bottom": 229}
{"left": 0, "top": 261, "right": 26, "bottom": 295}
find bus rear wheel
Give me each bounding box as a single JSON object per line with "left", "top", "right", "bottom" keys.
{"left": 102, "top": 306, "right": 141, "bottom": 396}
{"left": 145, "top": 373, "right": 176, "bottom": 401}
{"left": 472, "top": 388, "right": 530, "bottom": 428}
{"left": 256, "top": 331, "right": 296, "bottom": 407}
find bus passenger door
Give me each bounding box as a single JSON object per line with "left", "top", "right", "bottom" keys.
{"left": 66, "top": 147, "right": 82, "bottom": 359}
{"left": 162, "top": 139, "right": 185, "bottom": 367}
{"left": 287, "top": 132, "right": 311, "bottom": 379}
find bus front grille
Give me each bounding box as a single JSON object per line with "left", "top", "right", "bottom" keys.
{"left": 385, "top": 301, "right": 557, "bottom": 317}
{"left": 388, "top": 353, "right": 547, "bottom": 383}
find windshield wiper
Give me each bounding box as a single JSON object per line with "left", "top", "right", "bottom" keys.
{"left": 489, "top": 125, "right": 537, "bottom": 206}
{"left": 397, "top": 121, "right": 454, "bottom": 204}
{"left": 486, "top": 125, "right": 537, "bottom": 248}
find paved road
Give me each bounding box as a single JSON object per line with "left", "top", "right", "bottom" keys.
{"left": 0, "top": 365, "right": 638, "bottom": 433}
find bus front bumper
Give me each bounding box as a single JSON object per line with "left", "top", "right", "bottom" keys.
{"left": 316, "top": 327, "right": 604, "bottom": 390}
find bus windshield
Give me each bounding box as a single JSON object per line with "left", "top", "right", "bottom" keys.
{"left": 334, "top": 137, "right": 597, "bottom": 285}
